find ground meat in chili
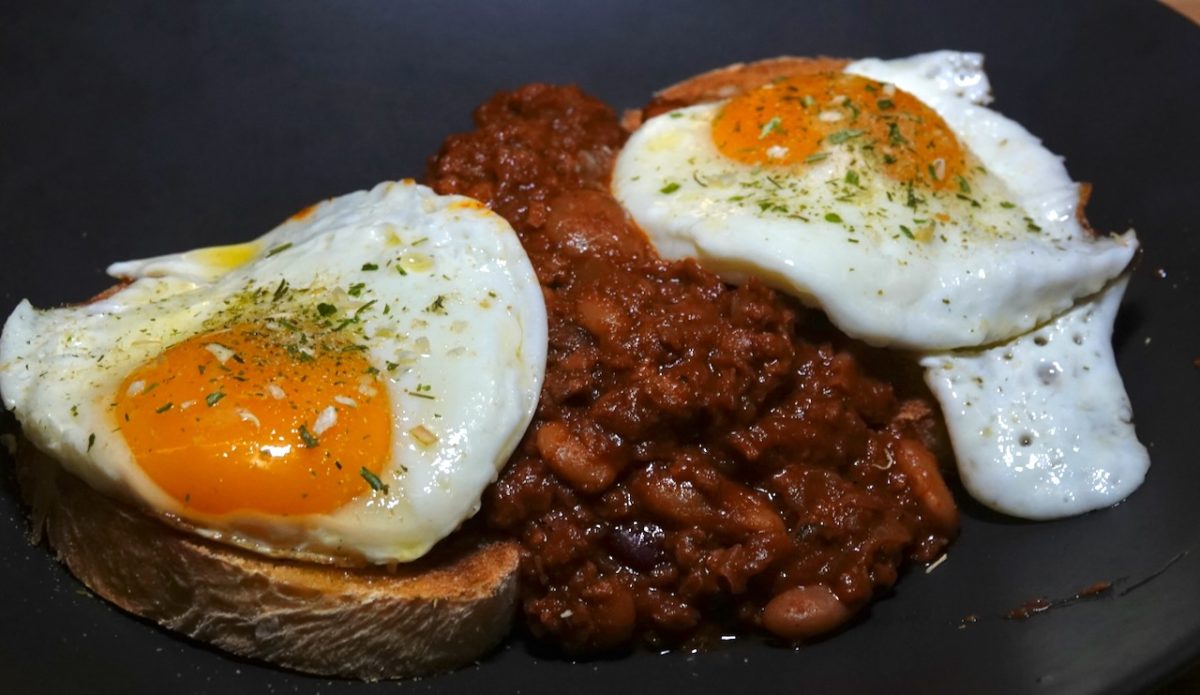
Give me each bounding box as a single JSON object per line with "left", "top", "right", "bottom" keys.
{"left": 426, "top": 83, "right": 957, "bottom": 652}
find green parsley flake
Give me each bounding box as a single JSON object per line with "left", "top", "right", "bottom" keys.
{"left": 317, "top": 303, "right": 338, "bottom": 317}
{"left": 205, "top": 391, "right": 225, "bottom": 407}
{"left": 299, "top": 424, "right": 319, "bottom": 448}
{"left": 758, "top": 116, "right": 783, "bottom": 139}
{"left": 826, "top": 129, "right": 865, "bottom": 145}
{"left": 804, "top": 152, "right": 829, "bottom": 163}
{"left": 87, "top": 433, "right": 95, "bottom": 452}
{"left": 876, "top": 99, "right": 895, "bottom": 110}
{"left": 824, "top": 212, "right": 843, "bottom": 224}
{"left": 265, "top": 242, "right": 293, "bottom": 257}
{"left": 360, "top": 467, "right": 388, "bottom": 494}
{"left": 425, "top": 295, "right": 447, "bottom": 314}
{"left": 361, "top": 263, "right": 379, "bottom": 271}
{"left": 156, "top": 402, "right": 174, "bottom": 414}
{"left": 660, "top": 182, "right": 681, "bottom": 195}
{"left": 354, "top": 300, "right": 376, "bottom": 318}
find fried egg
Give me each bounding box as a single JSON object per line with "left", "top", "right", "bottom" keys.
{"left": 921, "top": 276, "right": 1147, "bottom": 518}
{"left": 0, "top": 180, "right": 547, "bottom": 563}
{"left": 614, "top": 52, "right": 1136, "bottom": 351}
{"left": 613, "top": 51, "right": 1147, "bottom": 518}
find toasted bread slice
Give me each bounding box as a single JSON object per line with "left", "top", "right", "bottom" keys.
{"left": 14, "top": 440, "right": 520, "bottom": 680}
{"left": 622, "top": 56, "right": 850, "bottom": 130}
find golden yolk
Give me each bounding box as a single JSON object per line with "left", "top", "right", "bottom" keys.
{"left": 192, "top": 242, "right": 260, "bottom": 272}
{"left": 114, "top": 323, "right": 392, "bottom": 516}
{"left": 712, "top": 72, "right": 967, "bottom": 190}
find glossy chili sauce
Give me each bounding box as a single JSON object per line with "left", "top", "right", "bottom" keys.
{"left": 427, "top": 84, "right": 957, "bottom": 652}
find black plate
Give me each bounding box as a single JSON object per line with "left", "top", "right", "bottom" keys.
{"left": 2, "top": 1, "right": 1198, "bottom": 693}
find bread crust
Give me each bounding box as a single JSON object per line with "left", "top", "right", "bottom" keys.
{"left": 15, "top": 440, "right": 519, "bottom": 680}
{"left": 622, "top": 56, "right": 850, "bottom": 130}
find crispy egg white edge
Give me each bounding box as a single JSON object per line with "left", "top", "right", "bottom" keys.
{"left": 920, "top": 276, "right": 1149, "bottom": 518}
{"left": 0, "top": 181, "right": 548, "bottom": 563}
{"left": 613, "top": 51, "right": 1138, "bottom": 350}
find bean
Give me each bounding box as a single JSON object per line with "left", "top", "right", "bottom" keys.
{"left": 581, "top": 578, "right": 636, "bottom": 650}
{"left": 761, "top": 585, "right": 851, "bottom": 641}
{"left": 893, "top": 438, "right": 959, "bottom": 535}
{"left": 576, "top": 292, "right": 629, "bottom": 341}
{"left": 536, "top": 421, "right": 620, "bottom": 494}
{"left": 544, "top": 190, "right": 649, "bottom": 258}
{"left": 632, "top": 467, "right": 715, "bottom": 527}
{"left": 721, "top": 484, "right": 786, "bottom": 535}
{"left": 605, "top": 522, "right": 667, "bottom": 571}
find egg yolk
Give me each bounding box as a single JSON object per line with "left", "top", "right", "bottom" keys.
{"left": 114, "top": 323, "right": 392, "bottom": 515}
{"left": 712, "top": 72, "right": 967, "bottom": 190}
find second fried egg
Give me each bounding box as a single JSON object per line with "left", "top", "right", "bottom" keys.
{"left": 613, "top": 52, "right": 1137, "bottom": 351}
{"left": 613, "top": 51, "right": 1148, "bottom": 519}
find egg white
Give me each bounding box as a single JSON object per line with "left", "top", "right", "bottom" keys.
{"left": 614, "top": 51, "right": 1137, "bottom": 351}
{"left": 0, "top": 180, "right": 547, "bottom": 563}
{"left": 613, "top": 51, "right": 1148, "bottom": 519}
{"left": 921, "top": 276, "right": 1148, "bottom": 518}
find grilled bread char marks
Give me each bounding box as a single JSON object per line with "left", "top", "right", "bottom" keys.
{"left": 16, "top": 438, "right": 520, "bottom": 679}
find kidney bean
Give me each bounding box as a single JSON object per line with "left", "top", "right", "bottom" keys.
{"left": 605, "top": 522, "right": 667, "bottom": 571}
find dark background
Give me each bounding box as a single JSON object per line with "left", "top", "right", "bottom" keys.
{"left": 2, "top": 1, "right": 1198, "bottom": 693}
